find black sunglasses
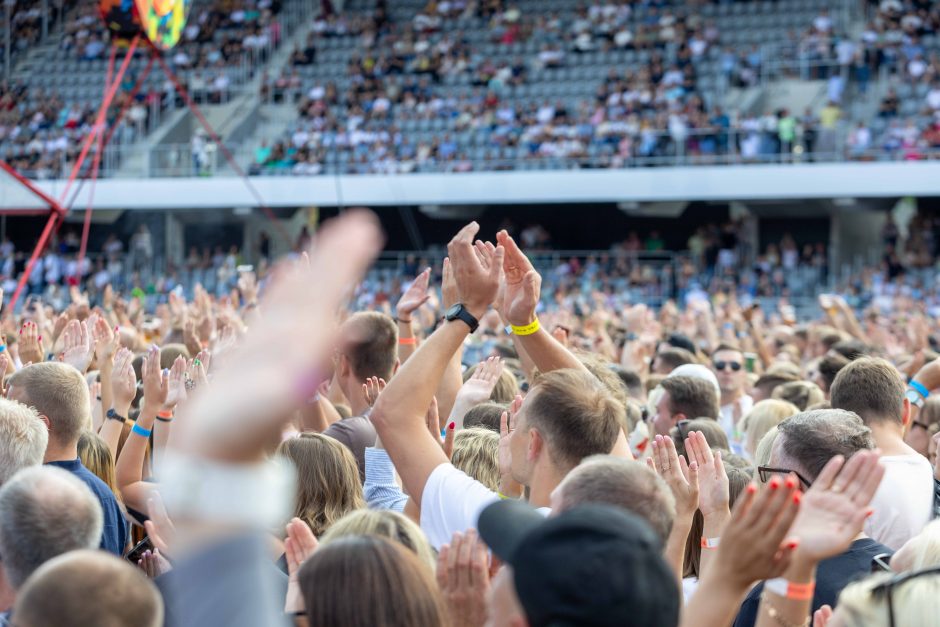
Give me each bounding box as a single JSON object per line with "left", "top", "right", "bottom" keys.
{"left": 871, "top": 566, "right": 940, "bottom": 627}
{"left": 675, "top": 419, "right": 691, "bottom": 442}
{"left": 911, "top": 420, "right": 930, "bottom": 431}
{"left": 757, "top": 465, "right": 814, "bottom": 490}
{"left": 871, "top": 553, "right": 893, "bottom": 574}
{"left": 714, "top": 360, "right": 742, "bottom": 372}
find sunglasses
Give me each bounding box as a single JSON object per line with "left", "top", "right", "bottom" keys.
{"left": 675, "top": 419, "right": 691, "bottom": 442}
{"left": 756, "top": 465, "right": 814, "bottom": 490}
{"left": 871, "top": 553, "right": 893, "bottom": 574}
{"left": 714, "top": 360, "right": 742, "bottom": 372}
{"left": 870, "top": 566, "right": 940, "bottom": 627}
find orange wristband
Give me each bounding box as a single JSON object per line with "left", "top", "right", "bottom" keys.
{"left": 700, "top": 537, "right": 720, "bottom": 549}
{"left": 398, "top": 337, "right": 417, "bottom": 345}
{"left": 765, "top": 577, "right": 815, "bottom": 600}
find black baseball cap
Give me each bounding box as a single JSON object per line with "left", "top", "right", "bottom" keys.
{"left": 478, "top": 500, "right": 679, "bottom": 627}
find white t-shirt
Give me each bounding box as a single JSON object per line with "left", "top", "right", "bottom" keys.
{"left": 720, "top": 395, "right": 753, "bottom": 457}
{"left": 865, "top": 454, "right": 933, "bottom": 550}
{"left": 421, "top": 463, "right": 550, "bottom": 550}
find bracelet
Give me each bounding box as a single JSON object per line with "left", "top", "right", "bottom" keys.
{"left": 504, "top": 325, "right": 513, "bottom": 335}
{"left": 497, "top": 492, "right": 513, "bottom": 500}
{"left": 700, "top": 536, "right": 720, "bottom": 549}
{"left": 131, "top": 423, "right": 152, "bottom": 438}
{"left": 398, "top": 337, "right": 417, "bottom": 345}
{"left": 511, "top": 318, "right": 540, "bottom": 336}
{"left": 909, "top": 380, "right": 930, "bottom": 399}
{"left": 760, "top": 592, "right": 811, "bottom": 627}
{"left": 106, "top": 408, "right": 127, "bottom": 424}
{"left": 765, "top": 577, "right": 816, "bottom": 600}
{"left": 0, "top": 345, "right": 6, "bottom": 352}
{"left": 395, "top": 316, "right": 412, "bottom": 324}
{"left": 156, "top": 410, "right": 173, "bottom": 423}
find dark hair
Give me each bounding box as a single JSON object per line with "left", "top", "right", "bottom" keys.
{"left": 830, "top": 357, "right": 905, "bottom": 425}
{"left": 298, "top": 535, "right": 447, "bottom": 627}
{"left": 776, "top": 409, "right": 874, "bottom": 480}
{"left": 343, "top": 312, "right": 398, "bottom": 381}
{"left": 753, "top": 372, "right": 799, "bottom": 397}
{"left": 831, "top": 339, "right": 869, "bottom": 361}
{"left": 654, "top": 347, "right": 696, "bottom": 373}
{"left": 817, "top": 353, "right": 850, "bottom": 393}
{"left": 660, "top": 376, "right": 720, "bottom": 420}
{"left": 609, "top": 365, "right": 644, "bottom": 400}
{"left": 665, "top": 333, "right": 696, "bottom": 354}
{"left": 462, "top": 402, "right": 506, "bottom": 433}
{"left": 671, "top": 418, "right": 728, "bottom": 460}
{"left": 711, "top": 343, "right": 743, "bottom": 357}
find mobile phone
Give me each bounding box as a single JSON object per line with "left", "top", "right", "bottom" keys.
{"left": 743, "top": 352, "right": 757, "bottom": 373}
{"left": 125, "top": 536, "right": 154, "bottom": 563}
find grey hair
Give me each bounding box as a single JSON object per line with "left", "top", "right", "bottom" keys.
{"left": 776, "top": 409, "right": 874, "bottom": 481}
{"left": 0, "top": 467, "right": 103, "bottom": 588}
{"left": 556, "top": 455, "right": 676, "bottom": 545}
{"left": 0, "top": 399, "right": 48, "bottom": 486}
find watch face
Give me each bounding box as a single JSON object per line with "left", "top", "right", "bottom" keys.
{"left": 906, "top": 389, "right": 925, "bottom": 408}
{"left": 445, "top": 304, "right": 462, "bottom": 319}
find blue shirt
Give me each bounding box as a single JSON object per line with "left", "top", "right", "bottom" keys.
{"left": 46, "top": 459, "right": 129, "bottom": 556}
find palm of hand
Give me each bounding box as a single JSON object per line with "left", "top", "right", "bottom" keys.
{"left": 459, "top": 378, "right": 496, "bottom": 405}
{"left": 398, "top": 283, "right": 428, "bottom": 314}
{"left": 791, "top": 491, "right": 861, "bottom": 561}
{"left": 63, "top": 345, "right": 91, "bottom": 372}
{"left": 698, "top": 466, "right": 729, "bottom": 516}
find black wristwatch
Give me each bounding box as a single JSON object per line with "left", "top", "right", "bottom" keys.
{"left": 444, "top": 304, "right": 480, "bottom": 333}
{"left": 106, "top": 408, "right": 127, "bottom": 424}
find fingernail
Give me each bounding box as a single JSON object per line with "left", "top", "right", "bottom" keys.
{"left": 448, "top": 422, "right": 455, "bottom": 430}
{"left": 746, "top": 483, "right": 757, "bottom": 494}
{"left": 866, "top": 508, "right": 874, "bottom": 518}
{"left": 785, "top": 476, "right": 796, "bottom": 490}
{"left": 37, "top": 336, "right": 41, "bottom": 342}
{"left": 793, "top": 491, "right": 802, "bottom": 504}
{"left": 787, "top": 540, "right": 799, "bottom": 549}
{"left": 769, "top": 477, "right": 781, "bottom": 490}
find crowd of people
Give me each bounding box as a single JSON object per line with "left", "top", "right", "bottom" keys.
{"left": 0, "top": 211, "right": 939, "bottom": 625}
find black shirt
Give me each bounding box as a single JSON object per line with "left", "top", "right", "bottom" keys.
{"left": 733, "top": 538, "right": 892, "bottom": 627}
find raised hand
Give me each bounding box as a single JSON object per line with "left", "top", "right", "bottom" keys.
{"left": 362, "top": 376, "right": 386, "bottom": 408}
{"left": 707, "top": 477, "right": 801, "bottom": 590}
{"left": 137, "top": 548, "right": 172, "bottom": 579}
{"left": 141, "top": 346, "right": 168, "bottom": 412}
{"left": 455, "top": 357, "right": 503, "bottom": 408}
{"left": 51, "top": 312, "right": 70, "bottom": 350}
{"left": 686, "top": 431, "right": 730, "bottom": 518}
{"left": 237, "top": 270, "right": 259, "bottom": 306}
{"left": 647, "top": 434, "right": 700, "bottom": 522}
{"left": 284, "top": 517, "right": 319, "bottom": 614}
{"left": 396, "top": 268, "right": 431, "bottom": 322}
{"left": 495, "top": 230, "right": 541, "bottom": 327}
{"left": 813, "top": 605, "right": 833, "bottom": 627}
{"left": 111, "top": 348, "right": 137, "bottom": 417}
{"left": 441, "top": 258, "right": 459, "bottom": 311}
{"left": 787, "top": 450, "right": 884, "bottom": 564}
{"left": 144, "top": 493, "right": 176, "bottom": 559}
{"left": 164, "top": 356, "right": 189, "bottom": 410}
{"left": 60, "top": 319, "right": 95, "bottom": 374}
{"left": 92, "top": 316, "right": 120, "bottom": 364}
{"left": 447, "top": 223, "right": 504, "bottom": 320}
{"left": 498, "top": 394, "right": 523, "bottom": 481}
{"left": 437, "top": 530, "right": 490, "bottom": 627}
{"left": 18, "top": 321, "right": 44, "bottom": 365}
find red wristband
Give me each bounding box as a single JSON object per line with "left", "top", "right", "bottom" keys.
{"left": 398, "top": 337, "right": 417, "bottom": 345}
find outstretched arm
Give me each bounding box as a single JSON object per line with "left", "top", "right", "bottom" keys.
{"left": 371, "top": 223, "right": 503, "bottom": 508}
{"left": 495, "top": 230, "right": 588, "bottom": 374}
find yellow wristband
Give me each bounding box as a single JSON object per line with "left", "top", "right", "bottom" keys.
{"left": 510, "top": 318, "right": 540, "bottom": 336}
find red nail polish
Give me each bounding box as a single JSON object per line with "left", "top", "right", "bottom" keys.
{"left": 793, "top": 491, "right": 802, "bottom": 504}
{"left": 785, "top": 477, "right": 796, "bottom": 490}
{"left": 769, "top": 477, "right": 780, "bottom": 490}
{"left": 866, "top": 509, "right": 874, "bottom": 518}
{"left": 787, "top": 540, "right": 799, "bottom": 549}
{"left": 37, "top": 336, "right": 41, "bottom": 342}
{"left": 448, "top": 422, "right": 455, "bottom": 430}
{"left": 746, "top": 483, "right": 757, "bottom": 494}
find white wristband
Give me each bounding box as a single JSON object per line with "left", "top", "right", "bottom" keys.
{"left": 159, "top": 452, "right": 296, "bottom": 530}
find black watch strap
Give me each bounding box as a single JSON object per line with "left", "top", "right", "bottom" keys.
{"left": 106, "top": 408, "right": 127, "bottom": 424}
{"left": 446, "top": 304, "right": 480, "bottom": 333}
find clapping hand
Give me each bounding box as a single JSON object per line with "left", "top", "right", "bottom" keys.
{"left": 362, "top": 376, "right": 386, "bottom": 408}
{"left": 18, "top": 321, "right": 43, "bottom": 365}
{"left": 647, "top": 434, "right": 700, "bottom": 522}
{"left": 437, "top": 530, "right": 490, "bottom": 627}
{"left": 284, "top": 517, "right": 319, "bottom": 614}
{"left": 495, "top": 230, "right": 540, "bottom": 327}
{"left": 111, "top": 348, "right": 137, "bottom": 417}
{"left": 686, "top": 431, "right": 730, "bottom": 518}
{"left": 447, "top": 223, "right": 503, "bottom": 320}
{"left": 396, "top": 268, "right": 431, "bottom": 322}
{"left": 60, "top": 319, "right": 95, "bottom": 374}
{"left": 141, "top": 346, "right": 168, "bottom": 413}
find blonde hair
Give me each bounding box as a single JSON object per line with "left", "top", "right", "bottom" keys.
{"left": 0, "top": 398, "right": 48, "bottom": 487}
{"left": 740, "top": 400, "right": 799, "bottom": 459}
{"left": 772, "top": 381, "right": 825, "bottom": 411}
{"left": 9, "top": 363, "right": 90, "bottom": 448}
{"left": 892, "top": 520, "right": 940, "bottom": 572}
{"left": 320, "top": 509, "right": 436, "bottom": 570}
{"left": 753, "top": 426, "right": 779, "bottom": 482}
{"left": 78, "top": 431, "right": 119, "bottom": 500}
{"left": 277, "top": 433, "right": 365, "bottom": 537}
{"left": 835, "top": 570, "right": 940, "bottom": 627}
{"left": 450, "top": 428, "right": 500, "bottom": 492}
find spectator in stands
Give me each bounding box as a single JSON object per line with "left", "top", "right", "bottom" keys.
{"left": 879, "top": 87, "right": 901, "bottom": 118}
{"left": 830, "top": 358, "right": 934, "bottom": 549}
